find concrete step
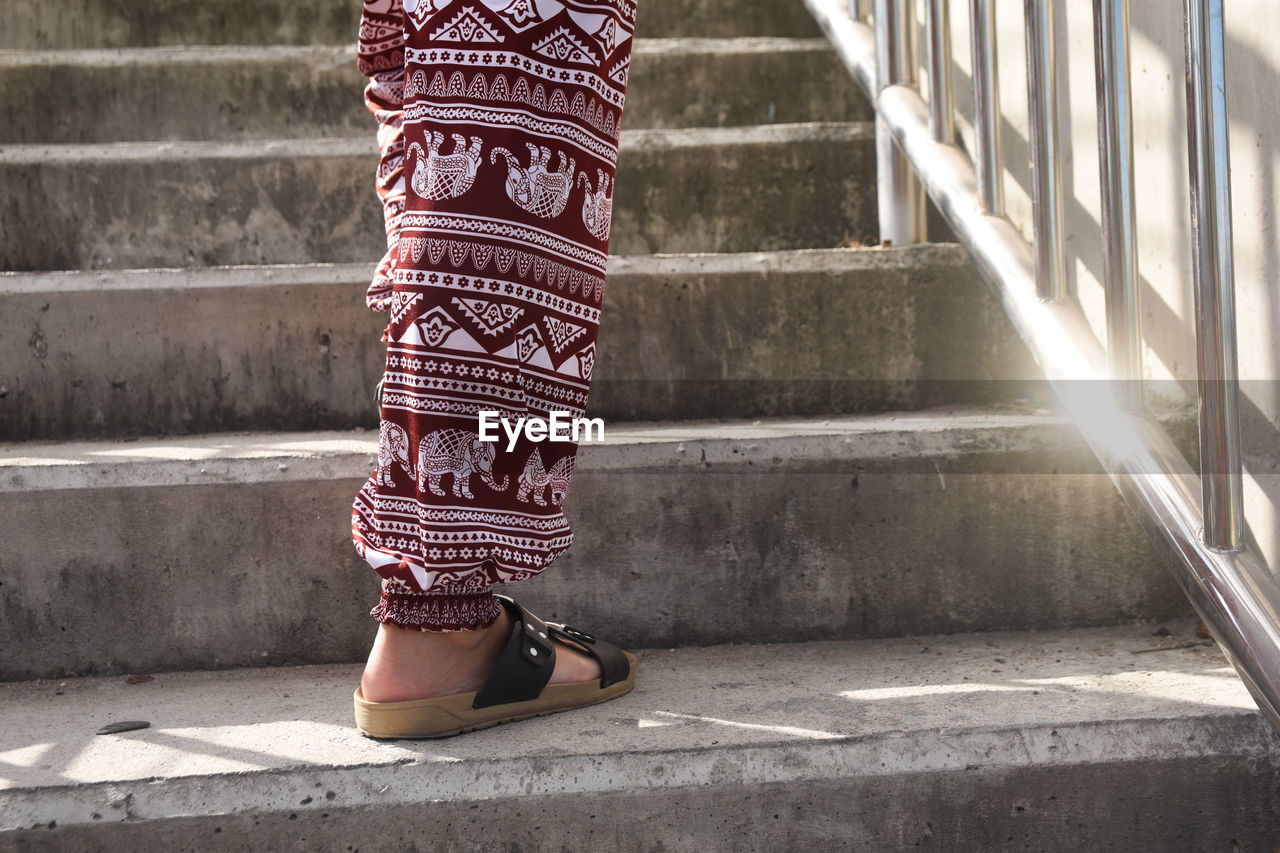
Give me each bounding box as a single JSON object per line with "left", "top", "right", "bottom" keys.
{"left": 1, "top": 0, "right": 822, "bottom": 50}
{"left": 0, "top": 407, "right": 1191, "bottom": 681}
{"left": 3, "top": 621, "right": 1277, "bottom": 850}
{"left": 0, "top": 246, "right": 1041, "bottom": 441}
{"left": 0, "top": 122, "right": 877, "bottom": 272}
{"left": 0, "top": 39, "right": 871, "bottom": 145}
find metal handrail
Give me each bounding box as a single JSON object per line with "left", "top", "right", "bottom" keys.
{"left": 872, "top": 0, "right": 926, "bottom": 243}
{"left": 1093, "top": 0, "right": 1142, "bottom": 413}
{"left": 1023, "top": 0, "right": 1063, "bottom": 301}
{"left": 1185, "top": 0, "right": 1245, "bottom": 551}
{"left": 969, "top": 0, "right": 1003, "bottom": 216}
{"left": 804, "top": 0, "right": 1280, "bottom": 736}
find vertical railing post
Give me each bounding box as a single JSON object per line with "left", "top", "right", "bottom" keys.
{"left": 1092, "top": 0, "right": 1142, "bottom": 411}
{"left": 873, "top": 0, "right": 927, "bottom": 244}
{"left": 1183, "top": 0, "right": 1243, "bottom": 552}
{"left": 925, "top": 0, "right": 954, "bottom": 143}
{"left": 969, "top": 0, "right": 1004, "bottom": 215}
{"left": 1025, "top": 0, "right": 1064, "bottom": 301}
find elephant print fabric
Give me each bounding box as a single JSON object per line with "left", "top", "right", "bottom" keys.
{"left": 353, "top": 0, "right": 636, "bottom": 631}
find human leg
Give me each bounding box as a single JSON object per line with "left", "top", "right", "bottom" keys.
{"left": 351, "top": 0, "right": 637, "bottom": 722}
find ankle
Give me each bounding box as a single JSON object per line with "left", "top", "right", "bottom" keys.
{"left": 360, "top": 614, "right": 511, "bottom": 703}
{"left": 381, "top": 616, "right": 504, "bottom": 652}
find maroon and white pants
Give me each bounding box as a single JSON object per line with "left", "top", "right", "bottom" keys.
{"left": 352, "top": 0, "right": 636, "bottom": 630}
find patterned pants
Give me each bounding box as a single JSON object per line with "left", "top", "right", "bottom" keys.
{"left": 352, "top": 0, "right": 636, "bottom": 630}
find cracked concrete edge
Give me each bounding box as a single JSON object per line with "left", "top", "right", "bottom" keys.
{"left": 0, "top": 407, "right": 1083, "bottom": 493}
{"left": 0, "top": 38, "right": 837, "bottom": 68}
{"left": 0, "top": 244, "right": 973, "bottom": 295}
{"left": 0, "top": 121, "right": 874, "bottom": 163}
{"left": 1, "top": 711, "right": 1272, "bottom": 833}
{"left": 0, "top": 0, "right": 822, "bottom": 49}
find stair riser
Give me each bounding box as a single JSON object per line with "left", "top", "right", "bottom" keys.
{"left": 0, "top": 43, "right": 870, "bottom": 144}
{"left": 9, "top": 751, "right": 1277, "bottom": 851}
{"left": 0, "top": 277, "right": 389, "bottom": 441}
{"left": 0, "top": 0, "right": 821, "bottom": 50}
{"left": 0, "top": 432, "right": 1187, "bottom": 681}
{"left": 0, "top": 249, "right": 1039, "bottom": 440}
{"left": 0, "top": 127, "right": 876, "bottom": 271}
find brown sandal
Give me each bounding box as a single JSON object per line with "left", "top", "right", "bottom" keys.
{"left": 354, "top": 595, "right": 637, "bottom": 739}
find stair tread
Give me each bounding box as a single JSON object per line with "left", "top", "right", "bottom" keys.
{"left": 3, "top": 402, "right": 1193, "bottom": 678}
{"left": 0, "top": 242, "right": 1043, "bottom": 461}
{"left": 0, "top": 121, "right": 873, "bottom": 163}
{"left": 2, "top": 0, "right": 823, "bottom": 50}
{"left": 0, "top": 620, "right": 1268, "bottom": 830}
{"left": 0, "top": 37, "right": 839, "bottom": 66}
{"left": 0, "top": 404, "right": 1072, "bottom": 492}
{"left": 0, "top": 244, "right": 970, "bottom": 292}
{"left": 1, "top": 120, "right": 878, "bottom": 266}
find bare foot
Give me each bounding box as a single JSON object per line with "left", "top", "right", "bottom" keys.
{"left": 359, "top": 608, "right": 602, "bottom": 703}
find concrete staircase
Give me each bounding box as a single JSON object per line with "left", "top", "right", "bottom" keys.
{"left": 2, "top": 0, "right": 1278, "bottom": 848}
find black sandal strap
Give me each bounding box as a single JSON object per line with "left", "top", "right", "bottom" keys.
{"left": 472, "top": 596, "right": 556, "bottom": 709}
{"left": 547, "top": 621, "right": 631, "bottom": 688}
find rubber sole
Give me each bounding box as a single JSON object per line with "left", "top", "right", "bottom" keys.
{"left": 354, "top": 651, "right": 637, "bottom": 739}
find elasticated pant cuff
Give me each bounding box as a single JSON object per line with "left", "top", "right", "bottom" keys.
{"left": 370, "top": 585, "right": 500, "bottom": 632}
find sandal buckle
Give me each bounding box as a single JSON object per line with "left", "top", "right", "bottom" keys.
{"left": 559, "top": 624, "right": 596, "bottom": 644}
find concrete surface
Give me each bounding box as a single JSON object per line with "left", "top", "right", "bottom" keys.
{"left": 14, "top": 763, "right": 1274, "bottom": 852}
{"left": 4, "top": 0, "right": 1271, "bottom": 842}
{"left": 625, "top": 37, "right": 871, "bottom": 130}
{"left": 0, "top": 246, "right": 1041, "bottom": 441}
{"left": 0, "top": 122, "right": 877, "bottom": 271}
{"left": 0, "top": 408, "right": 1191, "bottom": 680}
{"left": 0, "top": 39, "right": 871, "bottom": 144}
{"left": 1, "top": 621, "right": 1277, "bottom": 850}
{"left": 0, "top": 0, "right": 822, "bottom": 50}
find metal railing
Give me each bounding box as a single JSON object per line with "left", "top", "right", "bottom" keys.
{"left": 806, "top": 0, "right": 1280, "bottom": 736}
